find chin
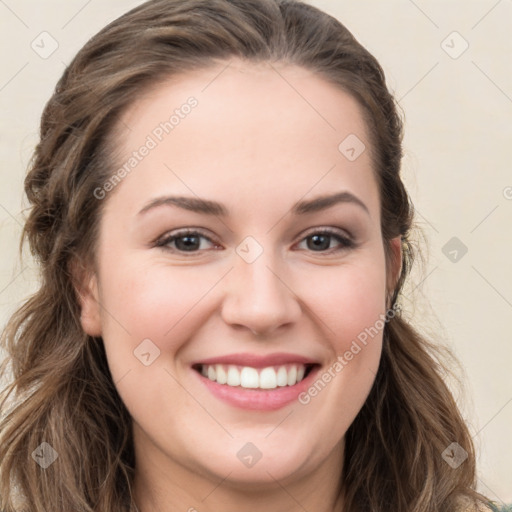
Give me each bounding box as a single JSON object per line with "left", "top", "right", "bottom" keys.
{"left": 184, "top": 428, "right": 329, "bottom": 488}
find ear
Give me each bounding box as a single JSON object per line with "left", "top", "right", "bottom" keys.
{"left": 386, "top": 236, "right": 403, "bottom": 301}
{"left": 70, "top": 259, "right": 102, "bottom": 337}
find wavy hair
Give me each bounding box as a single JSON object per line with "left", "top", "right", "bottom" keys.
{"left": 0, "top": 0, "right": 494, "bottom": 510}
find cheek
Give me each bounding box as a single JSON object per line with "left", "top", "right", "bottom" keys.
{"left": 99, "top": 247, "right": 387, "bottom": 353}
{"left": 96, "top": 259, "right": 217, "bottom": 365}
{"left": 295, "top": 254, "right": 387, "bottom": 407}
{"left": 300, "top": 258, "right": 387, "bottom": 348}
{"left": 95, "top": 261, "right": 215, "bottom": 428}
{"left": 334, "top": 274, "right": 386, "bottom": 350}
{"left": 97, "top": 229, "right": 387, "bottom": 379}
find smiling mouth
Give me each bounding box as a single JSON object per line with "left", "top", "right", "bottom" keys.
{"left": 192, "top": 363, "right": 317, "bottom": 390}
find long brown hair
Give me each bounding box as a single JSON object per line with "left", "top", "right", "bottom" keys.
{"left": 0, "top": 1, "right": 493, "bottom": 510}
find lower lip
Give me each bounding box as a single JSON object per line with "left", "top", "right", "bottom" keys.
{"left": 193, "top": 366, "right": 321, "bottom": 411}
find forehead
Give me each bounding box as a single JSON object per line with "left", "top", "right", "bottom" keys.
{"left": 120, "top": 59, "right": 371, "bottom": 149}
{"left": 105, "top": 59, "right": 379, "bottom": 222}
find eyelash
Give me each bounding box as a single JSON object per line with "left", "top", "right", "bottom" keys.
{"left": 154, "top": 227, "right": 355, "bottom": 255}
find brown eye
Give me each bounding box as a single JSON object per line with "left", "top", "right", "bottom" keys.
{"left": 156, "top": 229, "right": 218, "bottom": 253}
{"left": 297, "top": 229, "right": 355, "bottom": 253}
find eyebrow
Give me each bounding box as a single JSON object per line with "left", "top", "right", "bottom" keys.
{"left": 137, "top": 191, "right": 370, "bottom": 217}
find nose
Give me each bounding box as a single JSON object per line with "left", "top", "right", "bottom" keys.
{"left": 220, "top": 249, "right": 302, "bottom": 337}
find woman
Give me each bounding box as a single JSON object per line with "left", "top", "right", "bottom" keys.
{"left": 0, "top": 0, "right": 502, "bottom": 510}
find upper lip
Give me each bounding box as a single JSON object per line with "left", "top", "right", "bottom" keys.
{"left": 192, "top": 352, "right": 320, "bottom": 368}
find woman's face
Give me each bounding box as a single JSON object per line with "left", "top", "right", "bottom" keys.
{"left": 79, "top": 59, "right": 400, "bottom": 497}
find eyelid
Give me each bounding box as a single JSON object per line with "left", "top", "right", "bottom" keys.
{"left": 154, "top": 227, "right": 219, "bottom": 248}
{"left": 298, "top": 225, "right": 353, "bottom": 241}
{"left": 154, "top": 226, "right": 355, "bottom": 254}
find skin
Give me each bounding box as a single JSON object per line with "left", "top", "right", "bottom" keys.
{"left": 78, "top": 59, "right": 401, "bottom": 512}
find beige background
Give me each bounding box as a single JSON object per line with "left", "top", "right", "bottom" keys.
{"left": 1, "top": 0, "right": 511, "bottom": 503}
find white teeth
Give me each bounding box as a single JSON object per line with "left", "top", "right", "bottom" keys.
{"left": 227, "top": 366, "right": 240, "bottom": 386}
{"left": 276, "top": 366, "right": 288, "bottom": 387}
{"left": 259, "top": 367, "right": 277, "bottom": 389}
{"left": 216, "top": 364, "right": 227, "bottom": 384}
{"left": 199, "top": 363, "right": 310, "bottom": 389}
{"left": 240, "top": 367, "right": 259, "bottom": 388}
{"left": 287, "top": 365, "right": 297, "bottom": 386}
